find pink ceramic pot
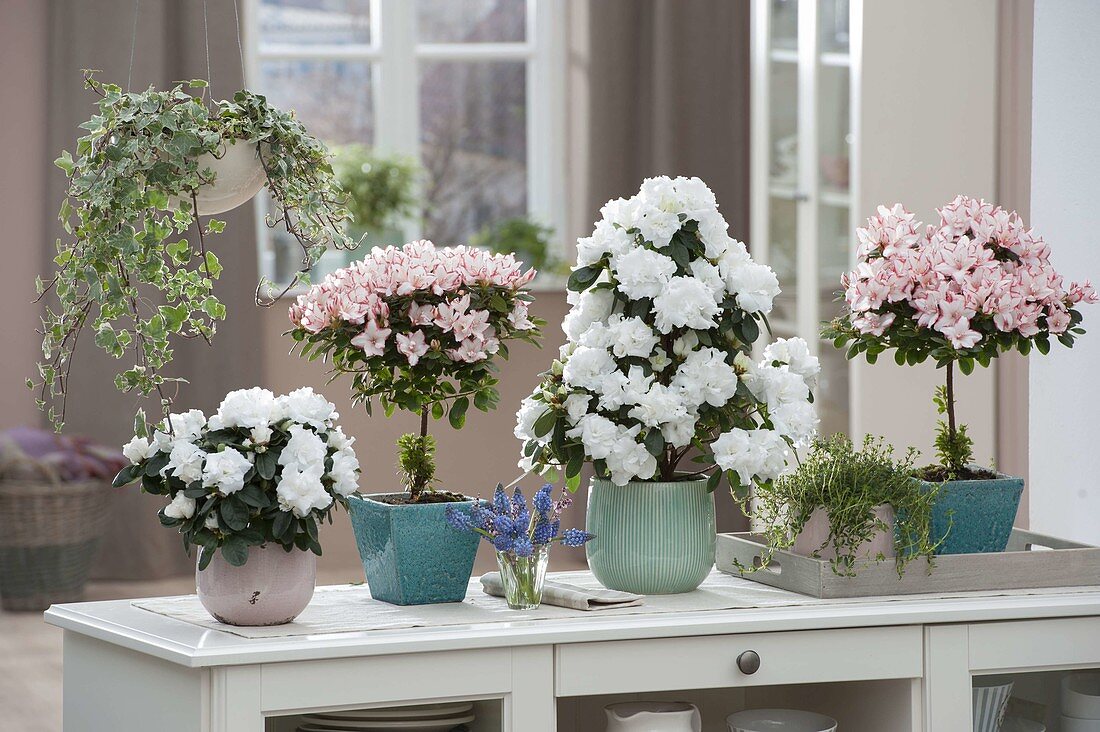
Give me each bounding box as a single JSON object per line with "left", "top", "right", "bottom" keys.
{"left": 792, "top": 505, "right": 896, "bottom": 561}
{"left": 196, "top": 544, "right": 316, "bottom": 626}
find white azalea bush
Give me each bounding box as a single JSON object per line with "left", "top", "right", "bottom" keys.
{"left": 113, "top": 387, "right": 360, "bottom": 569}
{"left": 515, "top": 176, "right": 820, "bottom": 494}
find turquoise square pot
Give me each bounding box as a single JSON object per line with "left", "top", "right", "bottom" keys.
{"left": 920, "top": 470, "right": 1024, "bottom": 555}
{"left": 347, "top": 494, "right": 481, "bottom": 605}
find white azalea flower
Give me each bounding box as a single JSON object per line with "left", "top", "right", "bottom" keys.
{"left": 745, "top": 364, "right": 811, "bottom": 410}
{"left": 762, "top": 337, "right": 821, "bottom": 391}
{"left": 163, "top": 409, "right": 207, "bottom": 442}
{"left": 563, "top": 393, "right": 592, "bottom": 424}
{"left": 672, "top": 347, "right": 740, "bottom": 408}
{"left": 163, "top": 441, "right": 206, "bottom": 484}
{"left": 611, "top": 247, "right": 677, "bottom": 300}
{"left": 565, "top": 414, "right": 621, "bottom": 460}
{"left": 329, "top": 449, "right": 360, "bottom": 497}
{"left": 652, "top": 276, "right": 720, "bottom": 333}
{"left": 202, "top": 449, "right": 253, "bottom": 495}
{"left": 209, "top": 387, "right": 279, "bottom": 430}
{"left": 277, "top": 387, "right": 338, "bottom": 429}
{"left": 514, "top": 396, "right": 551, "bottom": 444}
{"left": 605, "top": 315, "right": 660, "bottom": 359}
{"left": 276, "top": 467, "right": 332, "bottom": 517}
{"left": 562, "top": 346, "right": 617, "bottom": 392}
{"left": 727, "top": 261, "right": 780, "bottom": 314}
{"left": 163, "top": 492, "right": 197, "bottom": 520}
{"left": 122, "top": 435, "right": 155, "bottom": 464}
{"left": 279, "top": 425, "right": 328, "bottom": 474}
{"left": 562, "top": 288, "right": 615, "bottom": 341}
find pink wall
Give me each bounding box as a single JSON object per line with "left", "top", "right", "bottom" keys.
{"left": 0, "top": 0, "right": 48, "bottom": 430}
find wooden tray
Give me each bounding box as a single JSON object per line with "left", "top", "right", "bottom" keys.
{"left": 715, "top": 529, "right": 1100, "bottom": 599}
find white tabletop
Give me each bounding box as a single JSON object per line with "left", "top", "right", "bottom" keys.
{"left": 44, "top": 577, "right": 1100, "bottom": 669}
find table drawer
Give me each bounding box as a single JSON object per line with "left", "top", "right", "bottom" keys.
{"left": 969, "top": 617, "right": 1100, "bottom": 673}
{"left": 555, "top": 625, "right": 922, "bottom": 696}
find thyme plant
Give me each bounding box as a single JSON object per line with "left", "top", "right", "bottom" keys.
{"left": 740, "top": 434, "right": 948, "bottom": 577}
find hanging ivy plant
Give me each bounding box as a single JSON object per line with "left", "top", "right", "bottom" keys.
{"left": 34, "top": 71, "right": 358, "bottom": 430}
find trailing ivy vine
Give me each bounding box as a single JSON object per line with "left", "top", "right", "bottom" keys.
{"left": 35, "top": 72, "right": 357, "bottom": 430}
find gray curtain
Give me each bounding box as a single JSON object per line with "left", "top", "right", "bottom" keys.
{"left": 569, "top": 0, "right": 752, "bottom": 534}
{"left": 573, "top": 0, "right": 751, "bottom": 243}
{"left": 46, "top": 0, "right": 264, "bottom": 578}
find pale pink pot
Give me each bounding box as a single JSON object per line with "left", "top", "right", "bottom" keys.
{"left": 792, "top": 505, "right": 896, "bottom": 561}
{"left": 196, "top": 544, "right": 316, "bottom": 626}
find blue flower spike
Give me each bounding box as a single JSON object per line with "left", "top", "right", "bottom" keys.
{"left": 511, "top": 486, "right": 527, "bottom": 517}
{"left": 448, "top": 484, "right": 594, "bottom": 558}
{"left": 533, "top": 483, "right": 553, "bottom": 518}
{"left": 561, "top": 528, "right": 595, "bottom": 548}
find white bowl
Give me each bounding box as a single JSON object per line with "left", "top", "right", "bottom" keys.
{"left": 726, "top": 709, "right": 838, "bottom": 732}
{"left": 1062, "top": 715, "right": 1100, "bottom": 732}
{"left": 1002, "top": 716, "right": 1046, "bottom": 732}
{"left": 1064, "top": 673, "right": 1100, "bottom": 720}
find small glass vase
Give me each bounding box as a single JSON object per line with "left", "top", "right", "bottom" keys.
{"left": 496, "top": 545, "right": 549, "bottom": 609}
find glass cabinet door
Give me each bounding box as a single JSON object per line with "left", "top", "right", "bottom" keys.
{"left": 814, "top": 0, "right": 851, "bottom": 438}
{"left": 752, "top": 0, "right": 853, "bottom": 437}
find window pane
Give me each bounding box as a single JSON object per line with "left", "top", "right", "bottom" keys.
{"left": 416, "top": 0, "right": 526, "bottom": 43}
{"left": 419, "top": 61, "right": 527, "bottom": 244}
{"left": 258, "top": 0, "right": 371, "bottom": 48}
{"left": 257, "top": 59, "right": 374, "bottom": 146}
{"left": 256, "top": 60, "right": 375, "bottom": 283}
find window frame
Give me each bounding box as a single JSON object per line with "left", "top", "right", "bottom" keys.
{"left": 243, "top": 0, "right": 567, "bottom": 286}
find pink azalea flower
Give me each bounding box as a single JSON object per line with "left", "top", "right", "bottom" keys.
{"left": 350, "top": 319, "right": 391, "bottom": 357}
{"left": 396, "top": 330, "right": 430, "bottom": 366}
{"left": 408, "top": 302, "right": 437, "bottom": 326}
{"left": 1047, "top": 306, "right": 1071, "bottom": 334}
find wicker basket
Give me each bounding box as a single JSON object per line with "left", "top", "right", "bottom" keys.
{"left": 0, "top": 479, "right": 111, "bottom": 611}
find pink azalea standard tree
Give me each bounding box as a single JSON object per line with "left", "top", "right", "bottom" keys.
{"left": 287, "top": 240, "right": 543, "bottom": 604}
{"left": 824, "top": 196, "right": 1097, "bottom": 552}
{"left": 288, "top": 240, "right": 542, "bottom": 502}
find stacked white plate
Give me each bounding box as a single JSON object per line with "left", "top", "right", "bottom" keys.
{"left": 1062, "top": 672, "right": 1100, "bottom": 732}
{"left": 297, "top": 702, "right": 475, "bottom": 732}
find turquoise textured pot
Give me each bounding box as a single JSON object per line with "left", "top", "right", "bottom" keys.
{"left": 347, "top": 493, "right": 481, "bottom": 605}
{"left": 921, "top": 470, "right": 1024, "bottom": 555}
{"left": 585, "top": 477, "right": 715, "bottom": 594}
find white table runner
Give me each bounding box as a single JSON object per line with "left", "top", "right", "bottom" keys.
{"left": 132, "top": 570, "right": 1100, "bottom": 640}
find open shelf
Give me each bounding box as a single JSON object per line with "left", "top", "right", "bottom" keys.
{"left": 266, "top": 698, "right": 502, "bottom": 732}
{"left": 557, "top": 680, "right": 919, "bottom": 732}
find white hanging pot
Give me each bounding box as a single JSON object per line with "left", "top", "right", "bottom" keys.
{"left": 170, "top": 139, "right": 267, "bottom": 216}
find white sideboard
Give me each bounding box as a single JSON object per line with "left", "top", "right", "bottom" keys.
{"left": 44, "top": 584, "right": 1100, "bottom": 731}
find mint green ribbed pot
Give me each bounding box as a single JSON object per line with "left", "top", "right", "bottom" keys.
{"left": 585, "top": 477, "right": 716, "bottom": 595}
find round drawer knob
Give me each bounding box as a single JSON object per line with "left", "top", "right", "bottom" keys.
{"left": 737, "top": 650, "right": 761, "bottom": 675}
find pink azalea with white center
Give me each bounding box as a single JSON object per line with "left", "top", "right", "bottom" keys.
{"left": 1069, "top": 280, "right": 1099, "bottom": 305}
{"left": 508, "top": 299, "right": 536, "bottom": 330}
{"left": 448, "top": 337, "right": 489, "bottom": 363}
{"left": 408, "top": 302, "right": 437, "bottom": 326}
{"left": 350, "top": 318, "right": 391, "bottom": 356}
{"left": 834, "top": 195, "right": 1096, "bottom": 355}
{"left": 452, "top": 309, "right": 491, "bottom": 342}
{"left": 396, "top": 330, "right": 430, "bottom": 366}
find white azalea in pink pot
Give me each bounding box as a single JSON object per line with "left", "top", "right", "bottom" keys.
{"left": 824, "top": 195, "right": 1097, "bottom": 553}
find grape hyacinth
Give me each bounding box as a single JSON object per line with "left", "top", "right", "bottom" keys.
{"left": 448, "top": 483, "right": 593, "bottom": 609}
{"left": 446, "top": 483, "right": 594, "bottom": 558}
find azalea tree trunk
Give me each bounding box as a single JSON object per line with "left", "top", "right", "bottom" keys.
{"left": 946, "top": 360, "right": 957, "bottom": 447}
